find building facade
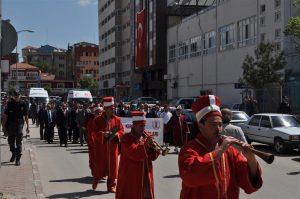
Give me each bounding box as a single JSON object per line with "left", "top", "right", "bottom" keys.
{"left": 72, "top": 42, "right": 100, "bottom": 87}
{"left": 167, "top": 0, "right": 299, "bottom": 107}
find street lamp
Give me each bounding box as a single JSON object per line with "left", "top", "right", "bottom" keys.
{"left": 15, "top": 29, "right": 34, "bottom": 91}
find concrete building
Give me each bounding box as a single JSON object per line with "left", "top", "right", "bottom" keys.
{"left": 71, "top": 42, "right": 99, "bottom": 87}
{"left": 167, "top": 0, "right": 300, "bottom": 107}
{"left": 22, "top": 45, "right": 70, "bottom": 81}
{"left": 98, "top": 0, "right": 142, "bottom": 100}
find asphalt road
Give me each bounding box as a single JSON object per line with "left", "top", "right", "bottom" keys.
{"left": 29, "top": 125, "right": 300, "bottom": 199}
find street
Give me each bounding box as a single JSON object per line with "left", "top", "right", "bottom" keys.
{"left": 28, "top": 124, "right": 300, "bottom": 199}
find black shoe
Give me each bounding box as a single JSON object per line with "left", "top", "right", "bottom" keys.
{"left": 65, "top": 144, "right": 68, "bottom": 148}
{"left": 10, "top": 154, "right": 16, "bottom": 162}
{"left": 15, "top": 157, "right": 21, "bottom": 166}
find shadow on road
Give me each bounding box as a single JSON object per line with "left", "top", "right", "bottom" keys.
{"left": 49, "top": 176, "right": 105, "bottom": 185}
{"left": 163, "top": 174, "right": 180, "bottom": 178}
{"left": 46, "top": 190, "right": 109, "bottom": 198}
{"left": 70, "top": 151, "right": 89, "bottom": 154}
{"left": 291, "top": 158, "right": 300, "bottom": 162}
{"left": 287, "top": 171, "right": 300, "bottom": 175}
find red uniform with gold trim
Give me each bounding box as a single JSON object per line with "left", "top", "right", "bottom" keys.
{"left": 93, "top": 112, "right": 124, "bottom": 189}
{"left": 116, "top": 131, "right": 160, "bottom": 199}
{"left": 178, "top": 133, "right": 263, "bottom": 199}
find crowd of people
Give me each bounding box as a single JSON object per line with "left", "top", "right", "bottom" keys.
{"left": 1, "top": 92, "right": 264, "bottom": 198}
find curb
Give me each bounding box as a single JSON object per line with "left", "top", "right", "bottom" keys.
{"left": 26, "top": 137, "right": 45, "bottom": 199}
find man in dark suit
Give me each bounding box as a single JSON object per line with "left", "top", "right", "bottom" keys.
{"left": 38, "top": 103, "right": 46, "bottom": 140}
{"left": 44, "top": 104, "right": 56, "bottom": 144}
{"left": 56, "top": 103, "right": 68, "bottom": 147}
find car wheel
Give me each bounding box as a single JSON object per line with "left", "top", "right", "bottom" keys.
{"left": 274, "top": 138, "right": 286, "bottom": 154}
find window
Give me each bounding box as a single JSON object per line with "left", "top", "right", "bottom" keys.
{"left": 260, "top": 4, "right": 266, "bottom": 14}
{"left": 275, "top": 11, "right": 281, "bottom": 22}
{"left": 275, "top": 42, "right": 281, "bottom": 51}
{"left": 249, "top": 116, "right": 261, "bottom": 126}
{"left": 59, "top": 64, "right": 65, "bottom": 68}
{"left": 260, "top": 16, "right": 266, "bottom": 27}
{"left": 190, "top": 36, "right": 202, "bottom": 57}
{"left": 204, "top": 31, "right": 216, "bottom": 54}
{"left": 275, "top": 28, "right": 281, "bottom": 39}
{"left": 59, "top": 71, "right": 65, "bottom": 77}
{"left": 59, "top": 56, "right": 64, "bottom": 60}
{"left": 178, "top": 40, "right": 189, "bottom": 60}
{"left": 261, "top": 33, "right": 266, "bottom": 42}
{"left": 274, "top": 0, "right": 281, "bottom": 8}
{"left": 86, "top": 52, "right": 88, "bottom": 56}
{"left": 219, "top": 24, "right": 235, "bottom": 51}
{"left": 57, "top": 83, "right": 65, "bottom": 88}
{"left": 237, "top": 16, "right": 257, "bottom": 47}
{"left": 260, "top": 116, "right": 272, "bottom": 128}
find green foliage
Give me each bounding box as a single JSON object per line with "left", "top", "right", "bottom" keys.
{"left": 240, "top": 43, "right": 286, "bottom": 89}
{"left": 43, "top": 85, "right": 52, "bottom": 95}
{"left": 284, "top": 0, "right": 300, "bottom": 50}
{"left": 79, "top": 76, "right": 98, "bottom": 96}
{"left": 31, "top": 61, "right": 52, "bottom": 73}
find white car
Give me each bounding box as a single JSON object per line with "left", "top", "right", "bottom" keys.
{"left": 231, "top": 111, "right": 249, "bottom": 125}
{"left": 240, "top": 113, "right": 300, "bottom": 153}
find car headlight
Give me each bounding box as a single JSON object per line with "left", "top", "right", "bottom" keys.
{"left": 288, "top": 135, "right": 300, "bottom": 141}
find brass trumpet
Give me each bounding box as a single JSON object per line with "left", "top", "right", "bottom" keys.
{"left": 143, "top": 133, "right": 170, "bottom": 156}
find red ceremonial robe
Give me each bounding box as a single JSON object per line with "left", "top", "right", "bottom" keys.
{"left": 116, "top": 132, "right": 160, "bottom": 199}
{"left": 93, "top": 112, "right": 124, "bottom": 188}
{"left": 166, "top": 114, "right": 189, "bottom": 147}
{"left": 86, "top": 113, "right": 96, "bottom": 175}
{"left": 178, "top": 133, "right": 263, "bottom": 199}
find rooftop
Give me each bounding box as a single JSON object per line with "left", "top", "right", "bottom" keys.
{"left": 10, "top": 63, "right": 38, "bottom": 70}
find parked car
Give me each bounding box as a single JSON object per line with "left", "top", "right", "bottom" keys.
{"left": 240, "top": 113, "right": 300, "bottom": 153}
{"left": 231, "top": 111, "right": 249, "bottom": 125}
{"left": 231, "top": 103, "right": 242, "bottom": 111}
{"left": 131, "top": 97, "right": 160, "bottom": 107}
{"left": 170, "top": 97, "right": 197, "bottom": 109}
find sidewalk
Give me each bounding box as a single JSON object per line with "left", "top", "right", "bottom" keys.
{"left": 0, "top": 133, "right": 44, "bottom": 199}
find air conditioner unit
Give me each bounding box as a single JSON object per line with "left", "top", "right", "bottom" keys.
{"left": 164, "top": 74, "right": 171, "bottom": 80}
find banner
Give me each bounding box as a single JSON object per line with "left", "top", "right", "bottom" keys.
{"left": 121, "top": 117, "right": 164, "bottom": 145}
{"left": 136, "top": 9, "right": 147, "bottom": 68}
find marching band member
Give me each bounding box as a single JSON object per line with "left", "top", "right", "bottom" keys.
{"left": 92, "top": 97, "right": 124, "bottom": 192}
{"left": 116, "top": 111, "right": 160, "bottom": 199}
{"left": 178, "top": 95, "right": 263, "bottom": 199}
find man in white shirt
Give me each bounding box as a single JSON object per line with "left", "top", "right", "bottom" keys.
{"left": 221, "top": 108, "right": 248, "bottom": 143}
{"left": 160, "top": 104, "right": 173, "bottom": 146}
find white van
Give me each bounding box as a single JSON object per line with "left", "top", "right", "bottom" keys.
{"left": 67, "top": 90, "right": 93, "bottom": 103}
{"left": 29, "top": 88, "right": 50, "bottom": 105}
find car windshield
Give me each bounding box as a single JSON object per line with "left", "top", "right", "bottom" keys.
{"left": 232, "top": 112, "right": 249, "bottom": 121}
{"left": 271, "top": 116, "right": 300, "bottom": 128}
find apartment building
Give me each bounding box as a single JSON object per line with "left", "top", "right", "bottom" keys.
{"left": 22, "top": 45, "right": 70, "bottom": 80}
{"left": 167, "top": 0, "right": 299, "bottom": 107}
{"left": 72, "top": 42, "right": 99, "bottom": 87}
{"left": 98, "top": 0, "right": 141, "bottom": 100}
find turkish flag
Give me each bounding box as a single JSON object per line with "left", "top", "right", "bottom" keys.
{"left": 136, "top": 9, "right": 147, "bottom": 68}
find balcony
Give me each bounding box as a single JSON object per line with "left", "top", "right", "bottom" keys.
{"left": 9, "top": 76, "right": 39, "bottom": 81}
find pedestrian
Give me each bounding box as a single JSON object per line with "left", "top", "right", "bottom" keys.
{"left": 76, "top": 103, "right": 89, "bottom": 146}
{"left": 2, "top": 91, "right": 30, "bottom": 166}
{"left": 70, "top": 103, "right": 79, "bottom": 144}
{"left": 116, "top": 111, "right": 160, "bottom": 199}
{"left": 277, "top": 96, "right": 292, "bottom": 114}
{"left": 56, "top": 103, "right": 69, "bottom": 147}
{"left": 166, "top": 105, "right": 190, "bottom": 153}
{"left": 92, "top": 96, "right": 124, "bottom": 192}
{"left": 43, "top": 104, "right": 56, "bottom": 144}
{"left": 30, "top": 100, "right": 38, "bottom": 125}
{"left": 38, "top": 103, "right": 46, "bottom": 140}
{"left": 221, "top": 108, "right": 248, "bottom": 143}
{"left": 160, "top": 104, "right": 173, "bottom": 147}
{"left": 178, "top": 95, "right": 263, "bottom": 199}
{"left": 85, "top": 106, "right": 102, "bottom": 176}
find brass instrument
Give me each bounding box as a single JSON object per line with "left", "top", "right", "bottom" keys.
{"left": 219, "top": 135, "right": 274, "bottom": 164}
{"left": 143, "top": 132, "right": 170, "bottom": 156}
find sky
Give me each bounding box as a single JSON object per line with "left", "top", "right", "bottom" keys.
{"left": 2, "top": 0, "right": 98, "bottom": 55}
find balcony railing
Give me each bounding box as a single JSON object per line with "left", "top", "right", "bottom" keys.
{"left": 9, "top": 76, "right": 39, "bottom": 81}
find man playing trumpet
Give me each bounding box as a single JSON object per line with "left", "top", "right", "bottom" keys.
{"left": 116, "top": 111, "right": 160, "bottom": 199}
{"left": 178, "top": 95, "right": 263, "bottom": 199}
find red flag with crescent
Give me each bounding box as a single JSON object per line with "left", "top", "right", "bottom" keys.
{"left": 136, "top": 9, "right": 147, "bottom": 68}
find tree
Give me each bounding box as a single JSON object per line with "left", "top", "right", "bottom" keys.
{"left": 79, "top": 76, "right": 99, "bottom": 96}
{"left": 43, "top": 85, "right": 52, "bottom": 95}
{"left": 240, "top": 42, "right": 286, "bottom": 89}
{"left": 284, "top": 0, "right": 300, "bottom": 50}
